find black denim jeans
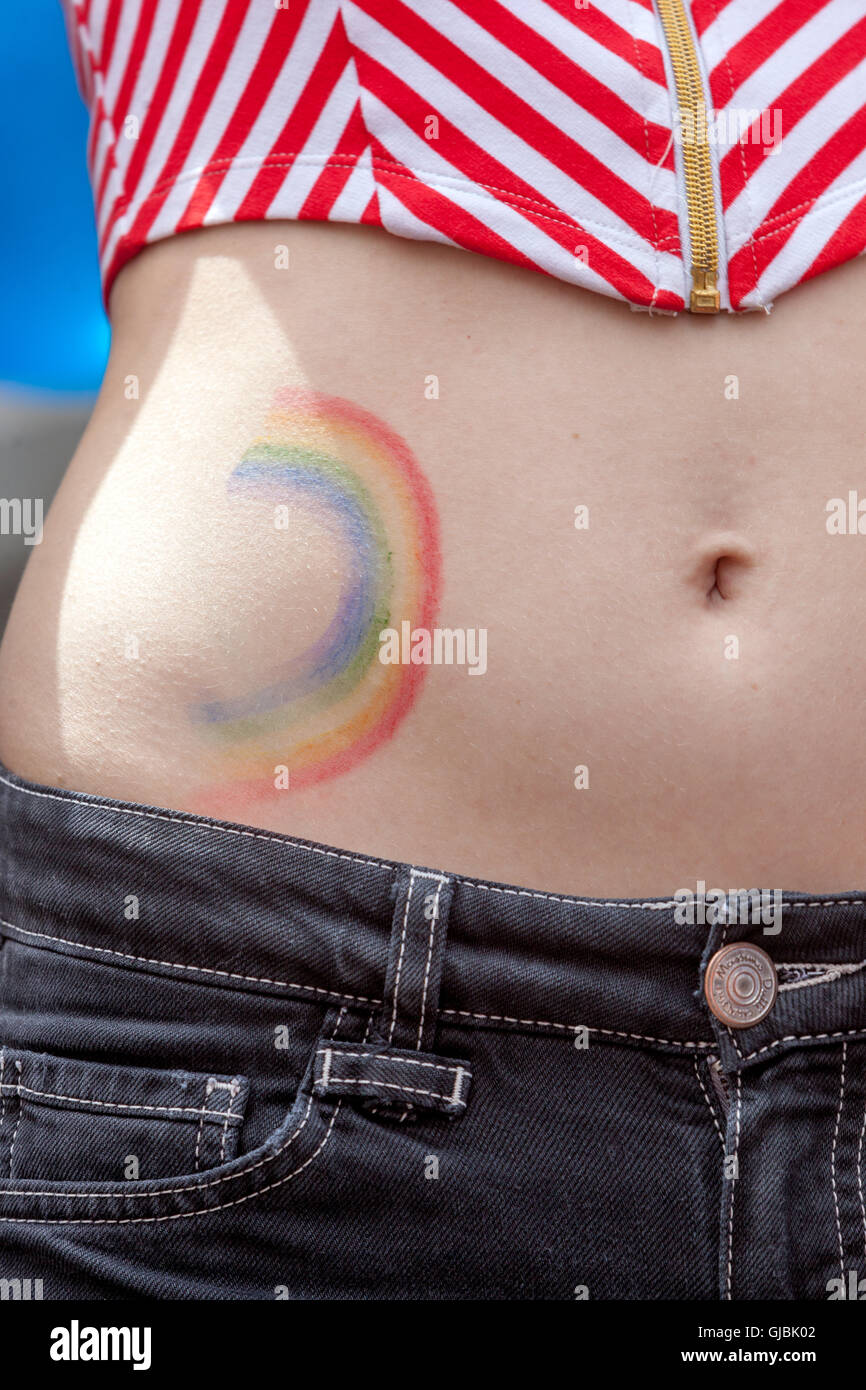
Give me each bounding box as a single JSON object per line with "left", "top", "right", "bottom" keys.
{"left": 1, "top": 760, "right": 866, "bottom": 1300}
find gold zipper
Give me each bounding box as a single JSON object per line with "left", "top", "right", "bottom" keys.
{"left": 656, "top": 0, "right": 721, "bottom": 313}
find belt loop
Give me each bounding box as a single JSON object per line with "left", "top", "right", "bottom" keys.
{"left": 380, "top": 867, "right": 453, "bottom": 1053}
{"left": 312, "top": 867, "right": 471, "bottom": 1119}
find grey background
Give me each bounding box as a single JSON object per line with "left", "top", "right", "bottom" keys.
{"left": 0, "top": 392, "right": 92, "bottom": 634}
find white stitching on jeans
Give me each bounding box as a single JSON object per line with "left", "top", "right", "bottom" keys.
{"left": 0, "top": 1090, "right": 319, "bottom": 1205}
{"left": 777, "top": 960, "right": 866, "bottom": 993}
{"left": 311, "top": 1076, "right": 466, "bottom": 1106}
{"left": 455, "top": 883, "right": 681, "bottom": 909}
{"left": 738, "top": 1028, "right": 866, "bottom": 1062}
{"left": 831, "top": 1043, "right": 847, "bottom": 1280}
{"left": 8, "top": 1062, "right": 23, "bottom": 1177}
{"left": 0, "top": 918, "right": 706, "bottom": 1047}
{"left": 725, "top": 1073, "right": 742, "bottom": 1302}
{"left": 319, "top": 1049, "right": 333, "bottom": 1089}
{"left": 314, "top": 1042, "right": 471, "bottom": 1114}
{"left": 385, "top": 868, "right": 446, "bottom": 1047}
{"left": 193, "top": 1078, "right": 236, "bottom": 1173}
{"left": 0, "top": 1051, "right": 7, "bottom": 1174}
{"left": 439, "top": 1006, "right": 714, "bottom": 1049}
{"left": 315, "top": 1049, "right": 462, "bottom": 1076}
{"left": 858, "top": 1097, "right": 866, "bottom": 1261}
{"left": 693, "top": 1058, "right": 725, "bottom": 1152}
{"left": 193, "top": 1117, "right": 205, "bottom": 1173}
{"left": 714, "top": 926, "right": 866, "bottom": 1061}
{"left": 193, "top": 1080, "right": 213, "bottom": 1175}
{"left": 450, "top": 1067, "right": 466, "bottom": 1106}
{"left": 0, "top": 1078, "right": 246, "bottom": 1122}
{"left": 0, "top": 919, "right": 380, "bottom": 1008}
{"left": 778, "top": 959, "right": 866, "bottom": 972}
{"left": 0, "top": 1008, "right": 374, "bottom": 1223}
{"left": 455, "top": 883, "right": 866, "bottom": 912}
{"left": 416, "top": 876, "right": 446, "bottom": 1050}
{"left": 5, "top": 769, "right": 866, "bottom": 916}
{"left": 5, "top": 916, "right": 719, "bottom": 1049}
{"left": 0, "top": 1101, "right": 342, "bottom": 1227}
{"left": 387, "top": 870, "right": 416, "bottom": 1045}
{"left": 0, "top": 771, "right": 395, "bottom": 873}
{"left": 12, "top": 913, "right": 862, "bottom": 1056}
{"left": 219, "top": 1082, "right": 241, "bottom": 1165}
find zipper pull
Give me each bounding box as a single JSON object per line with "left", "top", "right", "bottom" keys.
{"left": 690, "top": 268, "right": 720, "bottom": 314}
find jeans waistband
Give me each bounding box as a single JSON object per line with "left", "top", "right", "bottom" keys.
{"left": 2, "top": 763, "right": 866, "bottom": 1067}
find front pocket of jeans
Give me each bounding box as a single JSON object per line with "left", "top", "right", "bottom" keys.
{"left": 0, "top": 1046, "right": 250, "bottom": 1183}
{"left": 0, "top": 1005, "right": 355, "bottom": 1224}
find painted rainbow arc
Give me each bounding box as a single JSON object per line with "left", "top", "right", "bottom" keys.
{"left": 191, "top": 388, "right": 441, "bottom": 797}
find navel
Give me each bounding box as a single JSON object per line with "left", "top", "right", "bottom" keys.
{"left": 687, "top": 534, "right": 758, "bottom": 603}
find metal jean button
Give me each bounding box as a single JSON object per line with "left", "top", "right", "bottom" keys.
{"left": 704, "top": 942, "right": 778, "bottom": 1028}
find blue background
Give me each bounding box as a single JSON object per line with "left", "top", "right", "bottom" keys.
{"left": 1, "top": 0, "right": 109, "bottom": 393}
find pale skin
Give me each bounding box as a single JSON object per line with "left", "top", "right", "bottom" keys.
{"left": 0, "top": 219, "right": 865, "bottom": 897}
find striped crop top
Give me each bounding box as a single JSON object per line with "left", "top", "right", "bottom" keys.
{"left": 62, "top": 0, "right": 866, "bottom": 314}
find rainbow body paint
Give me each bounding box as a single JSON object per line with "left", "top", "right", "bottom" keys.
{"left": 190, "top": 388, "right": 441, "bottom": 800}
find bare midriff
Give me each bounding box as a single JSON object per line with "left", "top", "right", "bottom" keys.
{"left": 1, "top": 220, "right": 864, "bottom": 898}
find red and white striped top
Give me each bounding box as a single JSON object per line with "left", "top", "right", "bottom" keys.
{"left": 62, "top": 0, "right": 866, "bottom": 313}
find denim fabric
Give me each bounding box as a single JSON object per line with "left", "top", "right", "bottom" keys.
{"left": 1, "top": 760, "right": 866, "bottom": 1300}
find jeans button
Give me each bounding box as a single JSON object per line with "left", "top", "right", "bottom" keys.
{"left": 704, "top": 942, "right": 778, "bottom": 1028}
